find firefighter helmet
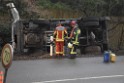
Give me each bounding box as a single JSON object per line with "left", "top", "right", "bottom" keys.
{"left": 70, "top": 21, "right": 76, "bottom": 25}
{"left": 56, "top": 21, "right": 61, "bottom": 26}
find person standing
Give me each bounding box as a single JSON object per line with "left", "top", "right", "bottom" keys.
{"left": 53, "top": 21, "right": 68, "bottom": 57}
{"left": 68, "top": 21, "right": 81, "bottom": 58}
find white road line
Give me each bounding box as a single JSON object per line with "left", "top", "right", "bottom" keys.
{"left": 32, "top": 75, "right": 124, "bottom": 83}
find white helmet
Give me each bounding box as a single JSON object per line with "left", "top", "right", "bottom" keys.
{"left": 68, "top": 42, "right": 73, "bottom": 48}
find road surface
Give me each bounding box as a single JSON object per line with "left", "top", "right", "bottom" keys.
{"left": 0, "top": 56, "right": 124, "bottom": 83}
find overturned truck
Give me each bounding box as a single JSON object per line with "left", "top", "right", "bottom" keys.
{"left": 5, "top": 2, "right": 110, "bottom": 54}
{"left": 14, "top": 17, "right": 110, "bottom": 54}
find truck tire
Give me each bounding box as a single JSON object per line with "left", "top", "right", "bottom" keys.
{"left": 16, "top": 21, "right": 24, "bottom": 53}
{"left": 83, "top": 21, "right": 99, "bottom": 27}
{"left": 101, "top": 43, "right": 108, "bottom": 53}
{"left": 82, "top": 17, "right": 99, "bottom": 22}
{"left": 79, "top": 17, "right": 99, "bottom": 27}
{"left": 103, "top": 43, "right": 108, "bottom": 51}
{"left": 80, "top": 47, "right": 86, "bottom": 54}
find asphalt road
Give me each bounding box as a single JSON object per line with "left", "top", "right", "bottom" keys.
{"left": 0, "top": 56, "right": 124, "bottom": 83}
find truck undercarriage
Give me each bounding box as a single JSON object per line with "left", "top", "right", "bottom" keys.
{"left": 14, "top": 17, "right": 109, "bottom": 54}
{"left": 0, "top": 2, "right": 110, "bottom": 55}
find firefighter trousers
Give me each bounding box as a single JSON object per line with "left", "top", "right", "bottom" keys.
{"left": 55, "top": 41, "right": 64, "bottom": 56}
{"left": 69, "top": 44, "right": 77, "bottom": 55}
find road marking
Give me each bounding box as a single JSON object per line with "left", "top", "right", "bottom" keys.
{"left": 32, "top": 75, "right": 124, "bottom": 83}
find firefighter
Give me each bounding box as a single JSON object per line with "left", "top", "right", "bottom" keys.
{"left": 68, "top": 20, "right": 81, "bottom": 58}
{"left": 53, "top": 21, "right": 68, "bottom": 57}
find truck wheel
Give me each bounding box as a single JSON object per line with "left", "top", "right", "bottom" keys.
{"left": 16, "top": 21, "right": 24, "bottom": 53}
{"left": 83, "top": 21, "right": 99, "bottom": 27}
{"left": 101, "top": 43, "right": 108, "bottom": 52}
{"left": 80, "top": 17, "right": 99, "bottom": 27}
{"left": 80, "top": 47, "right": 86, "bottom": 54}
{"left": 82, "top": 17, "right": 99, "bottom": 22}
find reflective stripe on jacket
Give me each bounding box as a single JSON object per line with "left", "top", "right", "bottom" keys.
{"left": 53, "top": 26, "right": 67, "bottom": 42}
